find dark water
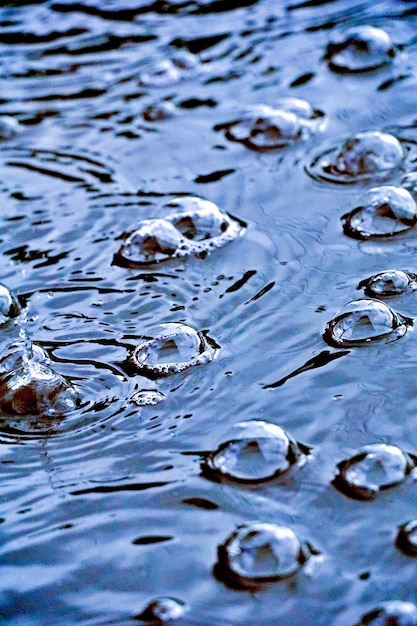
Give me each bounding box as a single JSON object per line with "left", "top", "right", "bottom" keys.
{"left": 1, "top": 1, "right": 417, "bottom": 624}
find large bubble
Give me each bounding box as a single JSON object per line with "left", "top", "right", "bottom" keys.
{"left": 323, "top": 299, "right": 411, "bottom": 348}
{"left": 343, "top": 186, "right": 417, "bottom": 240}
{"left": 325, "top": 26, "right": 396, "bottom": 73}
{"left": 129, "top": 321, "right": 218, "bottom": 378}
{"left": 0, "top": 283, "right": 22, "bottom": 325}
{"left": 215, "top": 522, "right": 314, "bottom": 589}
{"left": 215, "top": 97, "right": 324, "bottom": 151}
{"left": 333, "top": 443, "right": 417, "bottom": 500}
{"left": 202, "top": 420, "right": 308, "bottom": 483}
{"left": 355, "top": 601, "right": 417, "bottom": 626}
{"left": 134, "top": 597, "right": 189, "bottom": 623}
{"left": 114, "top": 196, "right": 245, "bottom": 268}
{"left": 396, "top": 519, "right": 417, "bottom": 557}
{"left": 358, "top": 270, "right": 417, "bottom": 299}
{"left": 307, "top": 131, "right": 406, "bottom": 185}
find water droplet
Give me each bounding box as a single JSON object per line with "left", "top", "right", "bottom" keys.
{"left": 333, "top": 443, "right": 416, "bottom": 500}
{"left": 135, "top": 597, "right": 189, "bottom": 622}
{"left": 343, "top": 186, "right": 417, "bottom": 240}
{"left": 355, "top": 601, "right": 417, "bottom": 626}
{"left": 0, "top": 116, "right": 21, "bottom": 140}
{"left": 323, "top": 299, "right": 411, "bottom": 348}
{"left": 359, "top": 270, "right": 417, "bottom": 298}
{"left": 131, "top": 389, "right": 165, "bottom": 406}
{"left": 307, "top": 131, "right": 405, "bottom": 185}
{"left": 130, "top": 322, "right": 218, "bottom": 378}
{"left": 215, "top": 522, "right": 313, "bottom": 588}
{"left": 0, "top": 283, "right": 21, "bottom": 325}
{"left": 325, "top": 25, "right": 396, "bottom": 73}
{"left": 203, "top": 420, "right": 308, "bottom": 483}
{"left": 217, "top": 98, "right": 324, "bottom": 151}
{"left": 396, "top": 519, "right": 417, "bottom": 557}
{"left": 139, "top": 52, "right": 199, "bottom": 87}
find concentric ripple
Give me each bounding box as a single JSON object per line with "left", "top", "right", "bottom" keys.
{"left": 306, "top": 131, "right": 407, "bottom": 185}
{"left": 355, "top": 601, "right": 417, "bottom": 626}
{"left": 323, "top": 299, "right": 411, "bottom": 348}
{"left": 202, "top": 420, "right": 309, "bottom": 483}
{"left": 215, "top": 522, "right": 315, "bottom": 589}
{"left": 114, "top": 196, "right": 245, "bottom": 267}
{"left": 129, "top": 321, "right": 218, "bottom": 378}
{"left": 358, "top": 270, "right": 417, "bottom": 298}
{"left": 325, "top": 25, "right": 396, "bottom": 74}
{"left": 342, "top": 186, "right": 417, "bottom": 240}
{"left": 332, "top": 443, "right": 417, "bottom": 500}
{"left": 396, "top": 519, "right": 417, "bottom": 557}
{"left": 215, "top": 98, "right": 325, "bottom": 151}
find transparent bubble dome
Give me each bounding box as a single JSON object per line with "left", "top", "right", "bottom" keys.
{"left": 333, "top": 443, "right": 417, "bottom": 500}
{"left": 130, "top": 321, "right": 218, "bottom": 378}
{"left": 216, "top": 522, "right": 313, "bottom": 588}
{"left": 358, "top": 270, "right": 417, "bottom": 298}
{"left": 135, "top": 597, "right": 189, "bottom": 623}
{"left": 343, "top": 186, "right": 417, "bottom": 240}
{"left": 355, "top": 601, "right": 417, "bottom": 626}
{"left": 0, "top": 283, "right": 21, "bottom": 325}
{"left": 396, "top": 519, "right": 417, "bottom": 557}
{"left": 216, "top": 97, "right": 325, "bottom": 151}
{"left": 0, "top": 115, "right": 21, "bottom": 140}
{"left": 203, "top": 420, "right": 308, "bottom": 483}
{"left": 323, "top": 299, "right": 411, "bottom": 348}
{"left": 325, "top": 25, "right": 396, "bottom": 73}
{"left": 307, "top": 131, "right": 406, "bottom": 185}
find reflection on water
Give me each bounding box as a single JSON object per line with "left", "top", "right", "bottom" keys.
{"left": 1, "top": 0, "right": 417, "bottom": 624}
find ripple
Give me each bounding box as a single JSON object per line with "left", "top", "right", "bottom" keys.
{"left": 325, "top": 25, "right": 396, "bottom": 74}
{"left": 358, "top": 270, "right": 417, "bottom": 298}
{"left": 323, "top": 299, "right": 411, "bottom": 348}
{"left": 202, "top": 420, "right": 309, "bottom": 483}
{"left": 332, "top": 443, "right": 417, "bottom": 500}
{"left": 396, "top": 519, "right": 417, "bottom": 557}
{"left": 355, "top": 601, "right": 417, "bottom": 626}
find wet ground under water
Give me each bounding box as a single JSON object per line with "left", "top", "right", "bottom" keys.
{"left": 1, "top": 1, "right": 417, "bottom": 624}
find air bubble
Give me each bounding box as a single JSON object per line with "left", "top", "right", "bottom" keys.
{"left": 0, "top": 116, "right": 21, "bottom": 140}
{"left": 130, "top": 322, "right": 218, "bottom": 378}
{"left": 0, "top": 283, "right": 21, "bottom": 325}
{"left": 217, "top": 98, "right": 324, "bottom": 151}
{"left": 343, "top": 186, "right": 417, "bottom": 240}
{"left": 131, "top": 389, "right": 165, "bottom": 406}
{"left": 325, "top": 26, "right": 396, "bottom": 73}
{"left": 203, "top": 420, "right": 308, "bottom": 483}
{"left": 396, "top": 519, "right": 417, "bottom": 557}
{"left": 215, "top": 522, "right": 314, "bottom": 589}
{"left": 333, "top": 443, "right": 417, "bottom": 500}
{"left": 143, "top": 102, "right": 177, "bottom": 122}
{"left": 355, "top": 601, "right": 417, "bottom": 626}
{"left": 307, "top": 131, "right": 405, "bottom": 185}
{"left": 139, "top": 52, "right": 199, "bottom": 87}
{"left": 323, "top": 299, "right": 411, "bottom": 348}
{"left": 115, "top": 219, "right": 182, "bottom": 266}
{"left": 358, "top": 270, "right": 417, "bottom": 298}
{"left": 135, "top": 597, "right": 189, "bottom": 622}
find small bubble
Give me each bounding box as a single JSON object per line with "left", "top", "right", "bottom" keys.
{"left": 396, "top": 519, "right": 417, "bottom": 557}
{"left": 333, "top": 443, "right": 417, "bottom": 500}
{"left": 143, "top": 102, "right": 177, "bottom": 122}
{"left": 325, "top": 25, "right": 396, "bottom": 73}
{"left": 0, "top": 283, "right": 21, "bottom": 325}
{"left": 203, "top": 420, "right": 308, "bottom": 483}
{"left": 115, "top": 219, "right": 182, "bottom": 267}
{"left": 135, "top": 597, "right": 189, "bottom": 622}
{"left": 130, "top": 321, "right": 218, "bottom": 378}
{"left": 355, "top": 600, "right": 417, "bottom": 626}
{"left": 131, "top": 389, "right": 165, "bottom": 406}
{"left": 0, "top": 116, "right": 21, "bottom": 140}
{"left": 215, "top": 522, "right": 314, "bottom": 589}
{"left": 139, "top": 52, "right": 199, "bottom": 88}
{"left": 343, "top": 186, "right": 417, "bottom": 240}
{"left": 359, "top": 270, "right": 417, "bottom": 298}
{"left": 323, "top": 299, "right": 411, "bottom": 348}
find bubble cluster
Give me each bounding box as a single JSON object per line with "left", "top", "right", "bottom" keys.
{"left": 396, "top": 519, "right": 417, "bottom": 557}
{"left": 325, "top": 25, "right": 396, "bottom": 73}
{"left": 358, "top": 270, "right": 417, "bottom": 299}
{"left": 0, "top": 283, "right": 22, "bottom": 325}
{"left": 307, "top": 131, "right": 406, "bottom": 184}
{"left": 203, "top": 420, "right": 308, "bottom": 483}
{"left": 131, "top": 389, "right": 165, "bottom": 406}
{"left": 216, "top": 97, "right": 324, "bottom": 151}
{"left": 355, "top": 601, "right": 417, "bottom": 626}
{"left": 139, "top": 51, "right": 199, "bottom": 88}
{"left": 215, "top": 522, "right": 314, "bottom": 589}
{"left": 333, "top": 443, "right": 417, "bottom": 500}
{"left": 114, "top": 196, "right": 245, "bottom": 268}
{"left": 130, "top": 321, "right": 218, "bottom": 378}
{"left": 323, "top": 299, "right": 411, "bottom": 348}
{"left": 343, "top": 186, "right": 417, "bottom": 240}
{"left": 135, "top": 597, "right": 189, "bottom": 623}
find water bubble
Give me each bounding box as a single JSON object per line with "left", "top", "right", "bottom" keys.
{"left": 396, "top": 519, "right": 417, "bottom": 557}
{"left": 307, "top": 131, "right": 405, "bottom": 185}
{"left": 343, "top": 186, "right": 417, "bottom": 240}
{"left": 143, "top": 102, "right": 177, "bottom": 122}
{"left": 135, "top": 597, "right": 189, "bottom": 622}
{"left": 0, "top": 283, "right": 21, "bottom": 325}
{"left": 139, "top": 52, "right": 199, "bottom": 87}
{"left": 131, "top": 389, "right": 165, "bottom": 406}
{"left": 358, "top": 270, "right": 417, "bottom": 298}
{"left": 215, "top": 522, "right": 314, "bottom": 589}
{"left": 323, "top": 299, "right": 411, "bottom": 348}
{"left": 355, "top": 601, "right": 417, "bottom": 626}
{"left": 203, "top": 420, "right": 308, "bottom": 483}
{"left": 217, "top": 98, "right": 324, "bottom": 151}
{"left": 333, "top": 443, "right": 417, "bottom": 500}
{"left": 325, "top": 26, "right": 396, "bottom": 73}
{"left": 115, "top": 219, "right": 182, "bottom": 267}
{"left": 0, "top": 116, "right": 21, "bottom": 140}
{"left": 130, "top": 322, "right": 218, "bottom": 378}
